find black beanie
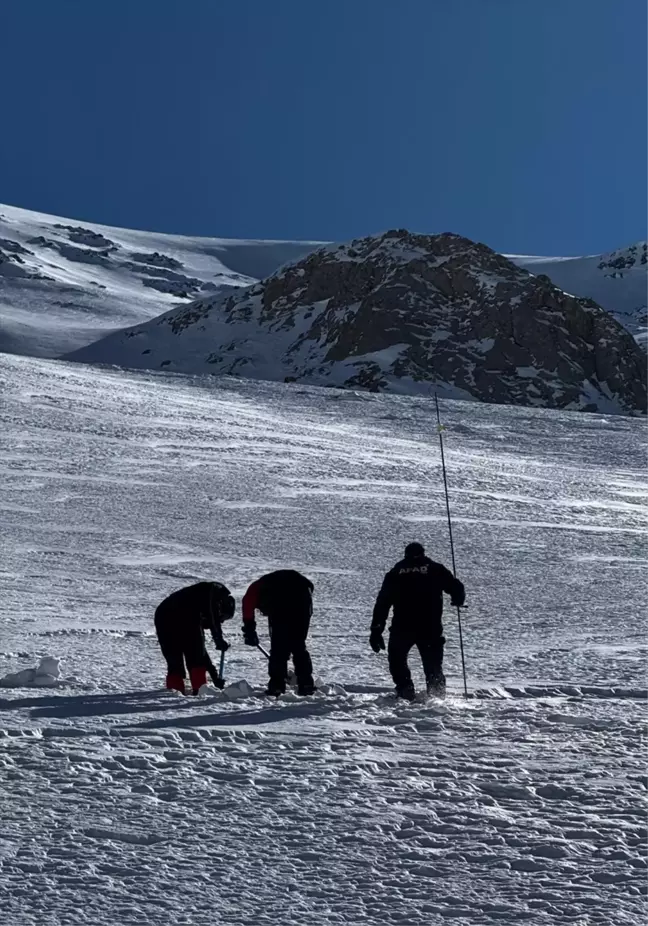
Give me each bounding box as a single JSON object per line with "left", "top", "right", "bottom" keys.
{"left": 404, "top": 542, "right": 425, "bottom": 559}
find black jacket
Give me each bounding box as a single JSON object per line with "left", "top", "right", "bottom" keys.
{"left": 155, "top": 581, "right": 234, "bottom": 646}
{"left": 243, "top": 570, "right": 313, "bottom": 627}
{"left": 372, "top": 555, "right": 465, "bottom": 634}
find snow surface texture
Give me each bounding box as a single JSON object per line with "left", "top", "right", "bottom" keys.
{"left": 0, "top": 203, "right": 319, "bottom": 358}
{"left": 1, "top": 352, "right": 646, "bottom": 925}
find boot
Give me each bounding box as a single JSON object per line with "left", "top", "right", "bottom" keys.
{"left": 265, "top": 680, "right": 285, "bottom": 697}
{"left": 395, "top": 683, "right": 416, "bottom": 702}
{"left": 189, "top": 666, "right": 207, "bottom": 695}
{"left": 426, "top": 670, "right": 446, "bottom": 699}
{"left": 297, "top": 682, "right": 316, "bottom": 696}
{"left": 166, "top": 673, "right": 186, "bottom": 694}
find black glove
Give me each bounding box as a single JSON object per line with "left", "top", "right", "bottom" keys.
{"left": 370, "top": 628, "right": 385, "bottom": 653}
{"left": 451, "top": 598, "right": 465, "bottom": 608}
{"left": 214, "top": 637, "right": 230, "bottom": 651}
{"left": 243, "top": 626, "right": 259, "bottom": 647}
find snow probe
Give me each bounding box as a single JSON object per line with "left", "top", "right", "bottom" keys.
{"left": 434, "top": 393, "right": 469, "bottom": 698}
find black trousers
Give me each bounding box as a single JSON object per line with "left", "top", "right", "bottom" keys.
{"left": 388, "top": 626, "right": 445, "bottom": 690}
{"left": 268, "top": 611, "right": 313, "bottom": 692}
{"left": 154, "top": 611, "right": 214, "bottom": 678}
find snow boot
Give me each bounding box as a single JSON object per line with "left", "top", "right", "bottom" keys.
{"left": 265, "top": 681, "right": 285, "bottom": 697}
{"left": 426, "top": 671, "right": 446, "bottom": 699}
{"left": 189, "top": 666, "right": 207, "bottom": 695}
{"left": 297, "top": 682, "right": 316, "bottom": 696}
{"left": 395, "top": 683, "right": 416, "bottom": 702}
{"left": 166, "top": 673, "right": 186, "bottom": 695}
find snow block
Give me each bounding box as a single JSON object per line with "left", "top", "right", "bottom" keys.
{"left": 0, "top": 656, "right": 62, "bottom": 688}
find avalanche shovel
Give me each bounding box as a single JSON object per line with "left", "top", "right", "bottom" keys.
{"left": 206, "top": 653, "right": 226, "bottom": 690}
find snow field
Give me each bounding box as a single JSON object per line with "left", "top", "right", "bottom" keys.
{"left": 0, "top": 203, "right": 319, "bottom": 357}
{"left": 0, "top": 352, "right": 646, "bottom": 925}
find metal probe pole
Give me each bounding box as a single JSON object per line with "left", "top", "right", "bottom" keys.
{"left": 434, "top": 393, "right": 468, "bottom": 698}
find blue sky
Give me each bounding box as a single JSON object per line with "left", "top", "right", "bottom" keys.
{"left": 0, "top": 0, "right": 645, "bottom": 254}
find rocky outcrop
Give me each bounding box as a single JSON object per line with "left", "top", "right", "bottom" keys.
{"left": 69, "top": 229, "right": 647, "bottom": 415}
{"left": 598, "top": 242, "right": 647, "bottom": 273}
{"left": 511, "top": 242, "right": 647, "bottom": 343}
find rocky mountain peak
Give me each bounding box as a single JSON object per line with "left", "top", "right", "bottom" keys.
{"left": 69, "top": 229, "right": 647, "bottom": 415}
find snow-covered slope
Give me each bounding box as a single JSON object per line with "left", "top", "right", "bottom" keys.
{"left": 512, "top": 242, "right": 648, "bottom": 343}
{"left": 69, "top": 229, "right": 647, "bottom": 415}
{"left": 0, "top": 203, "right": 319, "bottom": 357}
{"left": 1, "top": 352, "right": 646, "bottom": 925}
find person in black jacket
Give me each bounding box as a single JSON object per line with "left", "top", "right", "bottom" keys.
{"left": 370, "top": 542, "right": 465, "bottom": 700}
{"left": 242, "top": 569, "right": 315, "bottom": 697}
{"left": 154, "top": 581, "right": 235, "bottom": 695}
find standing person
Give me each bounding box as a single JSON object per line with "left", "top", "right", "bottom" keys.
{"left": 370, "top": 542, "right": 465, "bottom": 700}
{"left": 154, "top": 581, "right": 235, "bottom": 695}
{"left": 242, "top": 570, "right": 315, "bottom": 697}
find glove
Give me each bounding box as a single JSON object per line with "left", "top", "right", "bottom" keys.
{"left": 214, "top": 637, "right": 230, "bottom": 651}
{"left": 451, "top": 583, "right": 466, "bottom": 608}
{"left": 243, "top": 626, "right": 259, "bottom": 647}
{"left": 370, "top": 628, "right": 385, "bottom": 653}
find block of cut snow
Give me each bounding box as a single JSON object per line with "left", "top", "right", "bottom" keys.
{"left": 36, "top": 656, "right": 61, "bottom": 679}
{"left": 33, "top": 673, "right": 59, "bottom": 687}
{"left": 223, "top": 680, "right": 254, "bottom": 700}
{"left": 319, "top": 683, "right": 346, "bottom": 696}
{"left": 0, "top": 656, "right": 63, "bottom": 688}
{"left": 197, "top": 683, "right": 225, "bottom": 698}
{"left": 0, "top": 667, "right": 38, "bottom": 687}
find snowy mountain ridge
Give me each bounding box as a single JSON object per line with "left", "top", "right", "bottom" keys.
{"left": 0, "top": 203, "right": 646, "bottom": 362}
{"left": 0, "top": 203, "right": 320, "bottom": 357}
{"left": 70, "top": 228, "right": 646, "bottom": 415}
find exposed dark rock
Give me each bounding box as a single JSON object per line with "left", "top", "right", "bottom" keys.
{"left": 598, "top": 243, "right": 648, "bottom": 273}
{"left": 0, "top": 238, "right": 31, "bottom": 256}
{"left": 25, "top": 237, "right": 113, "bottom": 267}
{"left": 147, "top": 229, "right": 646, "bottom": 414}
{"left": 141, "top": 278, "right": 190, "bottom": 297}
{"left": 130, "top": 251, "right": 183, "bottom": 270}
{"left": 0, "top": 240, "right": 53, "bottom": 280}
{"left": 54, "top": 224, "right": 116, "bottom": 249}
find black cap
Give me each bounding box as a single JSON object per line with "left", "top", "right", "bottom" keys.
{"left": 404, "top": 542, "right": 425, "bottom": 559}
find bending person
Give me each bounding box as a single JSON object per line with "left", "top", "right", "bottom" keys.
{"left": 154, "top": 581, "right": 234, "bottom": 694}
{"left": 242, "top": 570, "right": 315, "bottom": 697}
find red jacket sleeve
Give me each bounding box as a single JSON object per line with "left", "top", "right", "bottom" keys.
{"left": 242, "top": 581, "right": 260, "bottom": 625}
